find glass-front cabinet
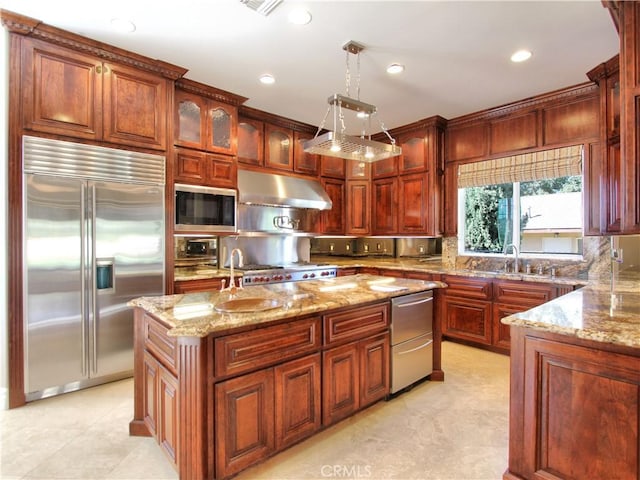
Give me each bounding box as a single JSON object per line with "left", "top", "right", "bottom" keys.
{"left": 175, "top": 89, "right": 238, "bottom": 156}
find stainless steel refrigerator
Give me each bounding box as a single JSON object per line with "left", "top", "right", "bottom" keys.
{"left": 22, "top": 136, "right": 165, "bottom": 401}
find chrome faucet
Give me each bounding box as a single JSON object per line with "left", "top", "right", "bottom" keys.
{"left": 503, "top": 243, "right": 519, "bottom": 273}
{"left": 221, "top": 248, "right": 244, "bottom": 294}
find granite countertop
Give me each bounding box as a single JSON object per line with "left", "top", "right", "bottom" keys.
{"left": 502, "top": 277, "right": 640, "bottom": 348}
{"left": 130, "top": 274, "right": 446, "bottom": 338}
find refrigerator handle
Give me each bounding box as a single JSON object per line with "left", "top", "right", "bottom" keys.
{"left": 90, "top": 186, "right": 98, "bottom": 375}
{"left": 80, "top": 185, "right": 88, "bottom": 376}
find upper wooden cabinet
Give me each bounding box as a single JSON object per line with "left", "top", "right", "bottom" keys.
{"left": 237, "top": 117, "right": 264, "bottom": 166}
{"left": 321, "top": 177, "right": 346, "bottom": 234}
{"left": 610, "top": 2, "right": 640, "bottom": 233}
{"left": 346, "top": 180, "right": 370, "bottom": 235}
{"left": 372, "top": 177, "right": 398, "bottom": 235}
{"left": 293, "top": 131, "right": 319, "bottom": 176}
{"left": 174, "top": 80, "right": 245, "bottom": 156}
{"left": 264, "top": 123, "right": 293, "bottom": 171}
{"left": 445, "top": 83, "right": 599, "bottom": 163}
{"left": 320, "top": 156, "right": 346, "bottom": 178}
{"left": 20, "top": 36, "right": 182, "bottom": 151}
{"left": 173, "top": 147, "right": 236, "bottom": 189}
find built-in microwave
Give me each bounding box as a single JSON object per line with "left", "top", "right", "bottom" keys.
{"left": 175, "top": 183, "right": 237, "bottom": 233}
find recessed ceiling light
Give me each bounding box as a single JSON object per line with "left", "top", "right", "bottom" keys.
{"left": 511, "top": 49, "right": 532, "bottom": 63}
{"left": 110, "top": 18, "right": 136, "bottom": 33}
{"left": 288, "top": 8, "right": 312, "bottom": 25}
{"left": 386, "top": 63, "right": 405, "bottom": 75}
{"left": 259, "top": 74, "right": 276, "bottom": 85}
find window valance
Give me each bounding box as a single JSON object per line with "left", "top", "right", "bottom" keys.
{"left": 457, "top": 145, "right": 583, "bottom": 188}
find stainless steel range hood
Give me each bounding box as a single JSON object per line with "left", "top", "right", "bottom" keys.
{"left": 238, "top": 169, "right": 332, "bottom": 210}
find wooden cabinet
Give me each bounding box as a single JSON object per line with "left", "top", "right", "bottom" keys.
{"left": 398, "top": 131, "right": 429, "bottom": 173}
{"left": 142, "top": 351, "right": 178, "bottom": 467}
{"left": 337, "top": 267, "right": 358, "bottom": 277}
{"left": 237, "top": 118, "right": 264, "bottom": 166}
{"left": 173, "top": 277, "right": 227, "bottom": 294}
{"left": 215, "top": 368, "right": 275, "bottom": 479}
{"left": 321, "top": 177, "right": 346, "bottom": 234}
{"left": 322, "top": 303, "right": 390, "bottom": 426}
{"left": 398, "top": 173, "right": 430, "bottom": 234}
{"left": 293, "top": 131, "right": 319, "bottom": 176}
{"left": 346, "top": 180, "right": 370, "bottom": 235}
{"left": 442, "top": 295, "right": 493, "bottom": 346}
{"left": 372, "top": 156, "right": 398, "bottom": 178}
{"left": 320, "top": 156, "right": 346, "bottom": 178}
{"left": 21, "top": 37, "right": 169, "bottom": 150}
{"left": 274, "top": 354, "right": 322, "bottom": 450}
{"left": 506, "top": 327, "right": 640, "bottom": 480}
{"left": 173, "top": 148, "right": 236, "bottom": 189}
{"left": 372, "top": 177, "right": 398, "bottom": 235}
{"left": 264, "top": 124, "right": 293, "bottom": 171}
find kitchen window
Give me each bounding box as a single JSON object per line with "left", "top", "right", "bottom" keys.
{"left": 457, "top": 146, "right": 583, "bottom": 257}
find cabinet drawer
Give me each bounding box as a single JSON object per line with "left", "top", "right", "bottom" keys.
{"left": 214, "top": 317, "right": 321, "bottom": 378}
{"left": 144, "top": 314, "right": 177, "bottom": 374}
{"left": 443, "top": 275, "right": 492, "bottom": 300}
{"left": 493, "top": 280, "right": 553, "bottom": 306}
{"left": 324, "top": 303, "right": 389, "bottom": 346}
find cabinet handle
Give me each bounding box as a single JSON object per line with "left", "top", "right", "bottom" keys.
{"left": 96, "top": 65, "right": 102, "bottom": 74}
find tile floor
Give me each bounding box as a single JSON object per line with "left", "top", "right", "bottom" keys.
{"left": 0, "top": 341, "right": 510, "bottom": 480}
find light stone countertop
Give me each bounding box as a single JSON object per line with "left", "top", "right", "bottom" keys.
{"left": 129, "top": 274, "right": 446, "bottom": 338}
{"left": 501, "top": 277, "right": 640, "bottom": 348}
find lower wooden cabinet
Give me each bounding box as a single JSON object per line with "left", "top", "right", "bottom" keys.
{"left": 442, "top": 296, "right": 493, "bottom": 345}
{"left": 143, "top": 351, "right": 178, "bottom": 467}
{"left": 174, "top": 277, "right": 227, "bottom": 294}
{"left": 215, "top": 353, "right": 322, "bottom": 479}
{"left": 507, "top": 328, "right": 640, "bottom": 479}
{"left": 322, "top": 332, "right": 390, "bottom": 426}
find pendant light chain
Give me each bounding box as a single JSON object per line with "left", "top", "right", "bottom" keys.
{"left": 345, "top": 49, "right": 351, "bottom": 98}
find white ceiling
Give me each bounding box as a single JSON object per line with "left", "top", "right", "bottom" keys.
{"left": 2, "top": 1, "right": 620, "bottom": 134}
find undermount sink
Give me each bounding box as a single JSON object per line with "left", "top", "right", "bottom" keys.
{"left": 214, "top": 297, "right": 283, "bottom": 313}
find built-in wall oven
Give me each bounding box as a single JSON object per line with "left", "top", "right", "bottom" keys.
{"left": 390, "top": 290, "right": 434, "bottom": 394}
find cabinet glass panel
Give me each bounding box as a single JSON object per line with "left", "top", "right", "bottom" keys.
{"left": 178, "top": 100, "right": 201, "bottom": 143}
{"left": 402, "top": 137, "right": 425, "bottom": 170}
{"left": 268, "top": 131, "right": 291, "bottom": 166}
{"left": 238, "top": 122, "right": 260, "bottom": 162}
{"left": 211, "top": 107, "right": 231, "bottom": 150}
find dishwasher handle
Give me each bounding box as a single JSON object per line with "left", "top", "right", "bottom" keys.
{"left": 397, "top": 339, "right": 434, "bottom": 355}
{"left": 395, "top": 296, "right": 433, "bottom": 309}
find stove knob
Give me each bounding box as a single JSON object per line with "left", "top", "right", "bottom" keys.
{"left": 310, "top": 273, "right": 316, "bottom": 278}
{"left": 321, "top": 271, "right": 328, "bottom": 276}
{"left": 285, "top": 274, "right": 292, "bottom": 280}
{"left": 303, "top": 273, "right": 309, "bottom": 279}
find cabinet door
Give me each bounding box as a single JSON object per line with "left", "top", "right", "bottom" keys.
{"left": 215, "top": 369, "right": 275, "bottom": 479}
{"left": 346, "top": 180, "right": 370, "bottom": 235}
{"left": 173, "top": 277, "right": 226, "bottom": 294}
{"left": 399, "top": 134, "right": 427, "bottom": 173}
{"left": 142, "top": 351, "right": 159, "bottom": 436}
{"left": 322, "top": 343, "right": 359, "bottom": 426}
{"left": 359, "top": 333, "right": 390, "bottom": 408}
{"left": 398, "top": 173, "right": 429, "bottom": 234}
{"left": 238, "top": 119, "right": 264, "bottom": 166}
{"left": 442, "top": 296, "right": 492, "bottom": 345}
{"left": 603, "top": 142, "right": 621, "bottom": 232}
{"left": 274, "top": 354, "right": 321, "bottom": 450}
{"left": 264, "top": 124, "right": 293, "bottom": 171}
{"left": 206, "top": 101, "right": 238, "bottom": 155}
{"left": 103, "top": 62, "right": 168, "bottom": 150}
{"left": 321, "top": 178, "right": 346, "bottom": 234}
{"left": 158, "top": 366, "right": 178, "bottom": 466}
{"left": 492, "top": 303, "right": 521, "bottom": 352}
{"left": 174, "top": 148, "right": 208, "bottom": 184}
{"left": 320, "top": 156, "right": 346, "bottom": 178}
{"left": 22, "top": 37, "right": 102, "bottom": 140}
{"left": 175, "top": 90, "right": 206, "bottom": 149}
{"left": 346, "top": 161, "right": 371, "bottom": 179}
{"left": 372, "top": 177, "right": 398, "bottom": 235}
{"left": 372, "top": 156, "right": 398, "bottom": 178}
{"left": 293, "top": 131, "right": 319, "bottom": 176}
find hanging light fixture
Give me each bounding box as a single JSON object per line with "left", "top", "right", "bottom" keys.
{"left": 304, "top": 40, "right": 402, "bottom": 163}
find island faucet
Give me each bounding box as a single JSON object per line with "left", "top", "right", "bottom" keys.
{"left": 221, "top": 248, "right": 244, "bottom": 294}
{"left": 503, "top": 243, "right": 519, "bottom": 273}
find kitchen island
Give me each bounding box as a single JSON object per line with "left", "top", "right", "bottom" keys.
{"left": 501, "top": 277, "right": 640, "bottom": 480}
{"left": 128, "top": 274, "right": 445, "bottom": 480}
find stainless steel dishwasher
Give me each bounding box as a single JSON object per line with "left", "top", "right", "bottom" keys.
{"left": 390, "top": 290, "right": 434, "bottom": 394}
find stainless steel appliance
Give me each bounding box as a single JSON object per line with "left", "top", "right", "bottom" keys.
{"left": 23, "top": 135, "right": 165, "bottom": 401}
{"left": 390, "top": 291, "right": 434, "bottom": 394}
{"left": 240, "top": 264, "right": 337, "bottom": 285}
{"left": 175, "top": 183, "right": 236, "bottom": 233}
